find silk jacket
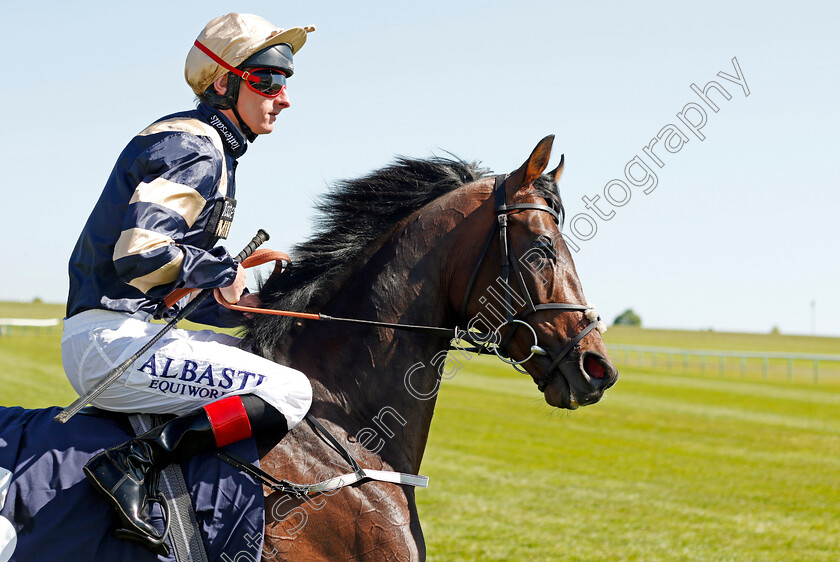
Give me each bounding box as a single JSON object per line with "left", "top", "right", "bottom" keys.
{"left": 67, "top": 103, "right": 248, "bottom": 327}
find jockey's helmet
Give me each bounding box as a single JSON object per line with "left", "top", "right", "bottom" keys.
{"left": 185, "top": 13, "right": 314, "bottom": 110}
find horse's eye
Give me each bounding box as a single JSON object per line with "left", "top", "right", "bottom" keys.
{"left": 532, "top": 236, "right": 556, "bottom": 262}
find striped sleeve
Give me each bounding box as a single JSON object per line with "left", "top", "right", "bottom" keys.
{"left": 112, "top": 118, "right": 236, "bottom": 296}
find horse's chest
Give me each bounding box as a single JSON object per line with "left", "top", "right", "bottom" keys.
{"left": 265, "top": 485, "right": 420, "bottom": 560}
{"left": 262, "top": 439, "right": 422, "bottom": 560}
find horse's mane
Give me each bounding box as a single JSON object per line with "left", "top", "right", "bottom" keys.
{"left": 244, "top": 155, "right": 563, "bottom": 358}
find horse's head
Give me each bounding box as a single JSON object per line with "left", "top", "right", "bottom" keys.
{"left": 451, "top": 135, "right": 618, "bottom": 409}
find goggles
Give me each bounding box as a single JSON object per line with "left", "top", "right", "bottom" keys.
{"left": 241, "top": 68, "right": 287, "bottom": 97}
{"left": 194, "top": 40, "right": 289, "bottom": 98}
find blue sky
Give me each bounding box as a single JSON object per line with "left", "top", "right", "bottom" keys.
{"left": 1, "top": 1, "right": 838, "bottom": 336}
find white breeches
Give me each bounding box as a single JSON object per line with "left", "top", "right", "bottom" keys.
{"left": 61, "top": 309, "right": 312, "bottom": 429}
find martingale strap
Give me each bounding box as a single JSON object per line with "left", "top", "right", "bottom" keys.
{"left": 196, "top": 174, "right": 602, "bottom": 492}
{"left": 203, "top": 174, "right": 603, "bottom": 496}
{"left": 215, "top": 413, "right": 428, "bottom": 496}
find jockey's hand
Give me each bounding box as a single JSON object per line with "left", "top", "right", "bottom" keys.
{"left": 237, "top": 292, "right": 262, "bottom": 318}
{"left": 238, "top": 292, "right": 261, "bottom": 307}
{"left": 219, "top": 264, "right": 247, "bottom": 304}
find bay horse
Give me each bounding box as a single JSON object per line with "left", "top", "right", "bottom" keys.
{"left": 244, "top": 135, "right": 618, "bottom": 560}
{"left": 0, "top": 135, "right": 617, "bottom": 561}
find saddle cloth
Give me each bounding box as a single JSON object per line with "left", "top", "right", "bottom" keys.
{"left": 0, "top": 405, "right": 265, "bottom": 562}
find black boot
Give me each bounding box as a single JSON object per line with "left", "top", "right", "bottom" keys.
{"left": 83, "top": 410, "right": 216, "bottom": 555}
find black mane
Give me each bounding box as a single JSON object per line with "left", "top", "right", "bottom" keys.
{"left": 243, "top": 155, "right": 564, "bottom": 358}
{"left": 244, "top": 156, "right": 487, "bottom": 356}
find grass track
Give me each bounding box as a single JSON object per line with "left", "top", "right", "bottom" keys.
{"left": 418, "top": 356, "right": 840, "bottom": 561}
{"left": 605, "top": 325, "right": 840, "bottom": 355}
{"left": 1, "top": 303, "right": 839, "bottom": 560}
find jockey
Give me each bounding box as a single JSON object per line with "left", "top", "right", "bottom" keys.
{"left": 61, "top": 13, "right": 314, "bottom": 554}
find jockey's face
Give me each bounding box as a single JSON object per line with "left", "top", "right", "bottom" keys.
{"left": 235, "top": 76, "right": 291, "bottom": 135}
{"left": 213, "top": 73, "right": 291, "bottom": 136}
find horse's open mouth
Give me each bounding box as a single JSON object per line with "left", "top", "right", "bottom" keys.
{"left": 534, "top": 351, "right": 618, "bottom": 410}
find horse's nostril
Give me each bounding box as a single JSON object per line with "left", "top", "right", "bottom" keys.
{"left": 583, "top": 354, "right": 606, "bottom": 379}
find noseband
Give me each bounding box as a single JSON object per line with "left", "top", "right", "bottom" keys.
{"left": 458, "top": 175, "right": 604, "bottom": 390}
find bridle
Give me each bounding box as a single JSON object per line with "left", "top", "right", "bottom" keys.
{"left": 203, "top": 172, "right": 609, "bottom": 499}
{"left": 214, "top": 174, "right": 604, "bottom": 391}
{"left": 457, "top": 175, "right": 604, "bottom": 390}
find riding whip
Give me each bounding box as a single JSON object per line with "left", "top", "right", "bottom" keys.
{"left": 54, "top": 229, "right": 270, "bottom": 424}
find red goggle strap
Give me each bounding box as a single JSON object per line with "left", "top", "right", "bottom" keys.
{"left": 194, "top": 40, "right": 261, "bottom": 84}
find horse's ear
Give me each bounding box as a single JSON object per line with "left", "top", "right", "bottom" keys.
{"left": 549, "top": 153, "right": 565, "bottom": 183}
{"left": 508, "top": 135, "right": 554, "bottom": 192}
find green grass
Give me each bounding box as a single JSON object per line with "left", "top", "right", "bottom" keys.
{"left": 605, "top": 325, "right": 840, "bottom": 355}
{"left": 0, "top": 301, "right": 236, "bottom": 408}
{"left": 0, "top": 302, "right": 73, "bottom": 408}
{"left": 605, "top": 326, "right": 840, "bottom": 386}
{"left": 419, "top": 357, "right": 840, "bottom": 561}
{"left": 2, "top": 302, "right": 840, "bottom": 560}
{"left": 0, "top": 300, "right": 66, "bottom": 319}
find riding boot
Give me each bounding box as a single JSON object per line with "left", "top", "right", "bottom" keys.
{"left": 83, "top": 395, "right": 263, "bottom": 555}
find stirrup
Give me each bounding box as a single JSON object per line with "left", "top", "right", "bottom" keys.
{"left": 113, "top": 493, "right": 172, "bottom": 556}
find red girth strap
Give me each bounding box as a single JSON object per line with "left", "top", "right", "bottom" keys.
{"left": 204, "top": 396, "right": 252, "bottom": 448}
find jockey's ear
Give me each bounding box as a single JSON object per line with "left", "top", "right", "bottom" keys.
{"left": 507, "top": 135, "right": 554, "bottom": 196}
{"left": 213, "top": 74, "right": 229, "bottom": 95}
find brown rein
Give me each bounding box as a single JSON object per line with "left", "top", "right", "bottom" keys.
{"left": 164, "top": 248, "right": 463, "bottom": 339}
{"left": 162, "top": 174, "right": 602, "bottom": 373}
{"left": 213, "top": 249, "right": 321, "bottom": 320}
{"left": 163, "top": 173, "right": 603, "bottom": 378}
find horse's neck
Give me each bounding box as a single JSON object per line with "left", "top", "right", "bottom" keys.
{"left": 286, "top": 208, "right": 461, "bottom": 474}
